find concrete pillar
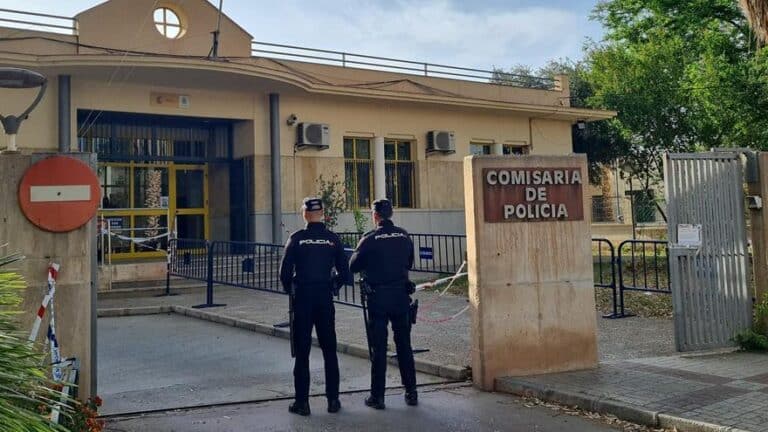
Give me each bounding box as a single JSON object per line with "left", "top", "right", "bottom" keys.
{"left": 0, "top": 153, "right": 96, "bottom": 399}
{"left": 748, "top": 153, "right": 768, "bottom": 310}
{"left": 492, "top": 143, "right": 504, "bottom": 155}
{"left": 269, "top": 94, "right": 282, "bottom": 245}
{"left": 58, "top": 75, "right": 71, "bottom": 153}
{"left": 374, "top": 136, "right": 386, "bottom": 200}
{"left": 464, "top": 155, "right": 597, "bottom": 390}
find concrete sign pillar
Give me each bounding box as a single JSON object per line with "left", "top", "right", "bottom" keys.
{"left": 464, "top": 155, "right": 597, "bottom": 390}
{"left": 0, "top": 153, "right": 96, "bottom": 399}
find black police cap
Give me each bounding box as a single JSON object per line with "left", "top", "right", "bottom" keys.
{"left": 302, "top": 197, "right": 323, "bottom": 211}
{"left": 372, "top": 199, "right": 393, "bottom": 218}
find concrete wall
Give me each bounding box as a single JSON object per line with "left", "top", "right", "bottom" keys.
{"left": 464, "top": 155, "right": 597, "bottom": 390}
{"left": 77, "top": 0, "right": 252, "bottom": 57}
{"left": 0, "top": 154, "right": 96, "bottom": 399}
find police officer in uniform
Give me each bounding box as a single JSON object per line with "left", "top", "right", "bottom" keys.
{"left": 350, "top": 199, "right": 418, "bottom": 409}
{"left": 279, "top": 197, "right": 349, "bottom": 416}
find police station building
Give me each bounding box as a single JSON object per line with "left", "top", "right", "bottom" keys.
{"left": 0, "top": 0, "right": 613, "bottom": 269}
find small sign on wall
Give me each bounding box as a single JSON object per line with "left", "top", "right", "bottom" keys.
{"left": 419, "top": 247, "right": 434, "bottom": 260}
{"left": 677, "top": 224, "right": 702, "bottom": 247}
{"left": 482, "top": 167, "right": 584, "bottom": 223}
{"left": 151, "top": 92, "right": 190, "bottom": 109}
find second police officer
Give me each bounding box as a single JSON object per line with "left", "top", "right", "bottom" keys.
{"left": 350, "top": 198, "right": 418, "bottom": 409}
{"left": 279, "top": 197, "right": 350, "bottom": 416}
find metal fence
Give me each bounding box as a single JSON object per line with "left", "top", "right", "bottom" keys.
{"left": 0, "top": 8, "right": 78, "bottom": 35}
{"left": 338, "top": 232, "right": 466, "bottom": 275}
{"left": 590, "top": 195, "right": 667, "bottom": 225}
{"left": 251, "top": 40, "right": 557, "bottom": 89}
{"left": 169, "top": 232, "right": 466, "bottom": 307}
{"left": 169, "top": 239, "right": 365, "bottom": 308}
{"left": 592, "top": 238, "right": 671, "bottom": 318}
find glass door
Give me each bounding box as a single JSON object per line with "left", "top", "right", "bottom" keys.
{"left": 173, "top": 165, "right": 209, "bottom": 240}
{"left": 98, "top": 162, "right": 208, "bottom": 260}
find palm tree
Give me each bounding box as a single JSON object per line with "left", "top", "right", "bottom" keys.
{"left": 740, "top": 0, "right": 768, "bottom": 43}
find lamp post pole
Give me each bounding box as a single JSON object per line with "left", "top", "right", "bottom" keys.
{"left": 0, "top": 67, "right": 47, "bottom": 154}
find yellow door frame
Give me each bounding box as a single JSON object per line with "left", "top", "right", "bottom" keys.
{"left": 99, "top": 161, "right": 209, "bottom": 260}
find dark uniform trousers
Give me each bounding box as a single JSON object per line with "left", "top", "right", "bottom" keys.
{"left": 367, "top": 288, "right": 416, "bottom": 399}
{"left": 293, "top": 286, "right": 340, "bottom": 404}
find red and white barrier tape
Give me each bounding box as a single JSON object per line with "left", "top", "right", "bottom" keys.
{"left": 28, "top": 263, "right": 60, "bottom": 343}
{"left": 413, "top": 261, "right": 470, "bottom": 323}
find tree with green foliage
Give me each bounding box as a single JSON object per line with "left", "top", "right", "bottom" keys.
{"left": 495, "top": 0, "right": 768, "bottom": 195}
{"left": 315, "top": 175, "right": 347, "bottom": 230}
{"left": 493, "top": 60, "right": 628, "bottom": 184}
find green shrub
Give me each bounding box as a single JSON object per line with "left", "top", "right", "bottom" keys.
{"left": 735, "top": 293, "right": 768, "bottom": 351}
{"left": 352, "top": 208, "right": 368, "bottom": 234}
{"left": 0, "top": 252, "right": 72, "bottom": 431}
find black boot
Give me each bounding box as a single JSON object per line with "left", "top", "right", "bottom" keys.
{"left": 288, "top": 401, "right": 311, "bottom": 416}
{"left": 327, "top": 399, "right": 341, "bottom": 413}
{"left": 405, "top": 391, "right": 418, "bottom": 406}
{"left": 364, "top": 395, "right": 386, "bottom": 410}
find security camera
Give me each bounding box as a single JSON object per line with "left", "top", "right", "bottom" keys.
{"left": 287, "top": 114, "right": 298, "bottom": 126}
{"left": 576, "top": 120, "right": 586, "bottom": 130}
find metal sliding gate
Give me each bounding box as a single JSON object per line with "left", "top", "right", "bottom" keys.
{"left": 665, "top": 153, "right": 752, "bottom": 351}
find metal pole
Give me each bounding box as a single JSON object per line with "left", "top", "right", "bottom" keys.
{"left": 269, "top": 94, "right": 282, "bottom": 245}
{"left": 57, "top": 75, "right": 70, "bottom": 152}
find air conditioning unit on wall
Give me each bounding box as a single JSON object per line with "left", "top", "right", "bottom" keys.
{"left": 296, "top": 123, "right": 330, "bottom": 150}
{"left": 427, "top": 130, "right": 456, "bottom": 155}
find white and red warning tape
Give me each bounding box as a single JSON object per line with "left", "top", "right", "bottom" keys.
{"left": 28, "top": 263, "right": 60, "bottom": 343}
{"left": 414, "top": 261, "right": 470, "bottom": 324}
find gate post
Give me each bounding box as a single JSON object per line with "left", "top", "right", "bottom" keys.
{"left": 748, "top": 153, "right": 768, "bottom": 319}
{"left": 464, "top": 155, "right": 597, "bottom": 390}
{"left": 192, "top": 241, "right": 226, "bottom": 309}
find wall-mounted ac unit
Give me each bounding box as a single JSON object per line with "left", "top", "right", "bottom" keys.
{"left": 427, "top": 130, "right": 456, "bottom": 155}
{"left": 296, "top": 123, "right": 330, "bottom": 150}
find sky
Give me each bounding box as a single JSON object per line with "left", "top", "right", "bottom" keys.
{"left": 0, "top": 0, "right": 604, "bottom": 70}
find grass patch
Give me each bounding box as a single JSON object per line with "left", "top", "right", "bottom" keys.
{"left": 425, "top": 274, "right": 469, "bottom": 297}
{"left": 595, "top": 288, "right": 673, "bottom": 319}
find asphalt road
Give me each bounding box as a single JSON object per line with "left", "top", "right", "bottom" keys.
{"left": 98, "top": 314, "right": 443, "bottom": 415}
{"left": 105, "top": 383, "right": 623, "bottom": 432}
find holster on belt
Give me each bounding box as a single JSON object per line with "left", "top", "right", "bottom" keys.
{"left": 409, "top": 298, "right": 418, "bottom": 324}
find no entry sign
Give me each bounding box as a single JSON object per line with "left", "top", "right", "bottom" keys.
{"left": 18, "top": 156, "right": 100, "bottom": 232}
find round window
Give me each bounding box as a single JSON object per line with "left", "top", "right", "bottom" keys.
{"left": 153, "top": 7, "right": 183, "bottom": 39}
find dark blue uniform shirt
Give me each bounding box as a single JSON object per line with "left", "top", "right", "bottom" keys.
{"left": 349, "top": 219, "right": 414, "bottom": 287}
{"left": 279, "top": 222, "right": 350, "bottom": 292}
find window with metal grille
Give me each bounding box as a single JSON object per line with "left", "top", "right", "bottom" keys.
{"left": 469, "top": 143, "right": 492, "bottom": 155}
{"left": 385, "top": 139, "right": 415, "bottom": 208}
{"left": 344, "top": 138, "right": 373, "bottom": 209}
{"left": 77, "top": 111, "right": 231, "bottom": 163}
{"left": 470, "top": 142, "right": 527, "bottom": 155}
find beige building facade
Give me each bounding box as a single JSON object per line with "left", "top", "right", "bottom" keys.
{"left": 0, "top": 0, "right": 614, "bottom": 261}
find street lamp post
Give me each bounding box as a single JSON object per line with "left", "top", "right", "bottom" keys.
{"left": 0, "top": 68, "right": 47, "bottom": 154}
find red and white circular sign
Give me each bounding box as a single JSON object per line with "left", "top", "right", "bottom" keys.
{"left": 18, "top": 156, "right": 100, "bottom": 233}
